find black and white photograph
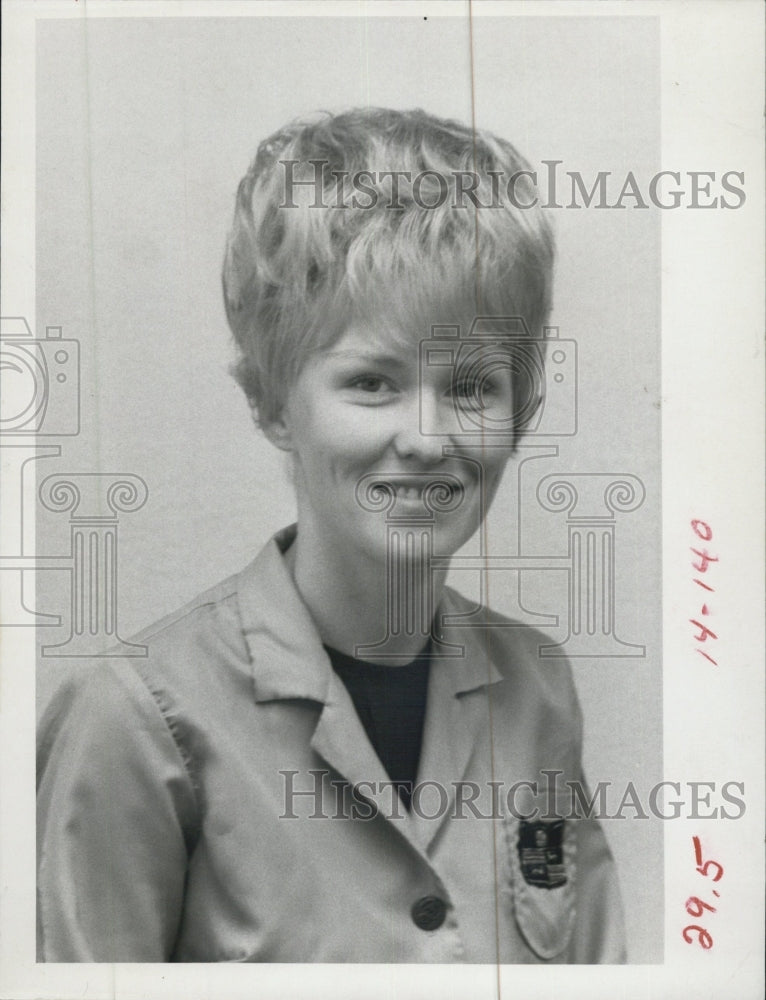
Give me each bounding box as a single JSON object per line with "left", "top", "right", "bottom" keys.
{"left": 0, "top": 1, "right": 763, "bottom": 997}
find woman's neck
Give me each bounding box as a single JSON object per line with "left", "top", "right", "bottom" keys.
{"left": 284, "top": 527, "right": 447, "bottom": 664}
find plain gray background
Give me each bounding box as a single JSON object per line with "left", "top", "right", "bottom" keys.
{"left": 35, "top": 14, "right": 661, "bottom": 962}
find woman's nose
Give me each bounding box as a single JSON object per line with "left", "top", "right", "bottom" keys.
{"left": 392, "top": 394, "right": 451, "bottom": 464}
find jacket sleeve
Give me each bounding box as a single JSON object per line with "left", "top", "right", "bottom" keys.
{"left": 37, "top": 662, "right": 199, "bottom": 962}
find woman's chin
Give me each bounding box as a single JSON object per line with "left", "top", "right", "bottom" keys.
{"left": 343, "top": 518, "right": 477, "bottom": 566}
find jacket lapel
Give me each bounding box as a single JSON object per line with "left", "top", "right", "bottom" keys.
{"left": 309, "top": 676, "right": 413, "bottom": 827}
{"left": 411, "top": 589, "right": 505, "bottom": 852}
{"left": 237, "top": 526, "right": 330, "bottom": 704}
{"left": 237, "top": 528, "right": 420, "bottom": 844}
{"left": 236, "top": 531, "right": 504, "bottom": 854}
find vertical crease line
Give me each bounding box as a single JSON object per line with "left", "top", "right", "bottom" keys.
{"left": 468, "top": 1, "right": 500, "bottom": 987}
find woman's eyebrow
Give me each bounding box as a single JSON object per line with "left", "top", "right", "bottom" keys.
{"left": 325, "top": 350, "right": 411, "bottom": 369}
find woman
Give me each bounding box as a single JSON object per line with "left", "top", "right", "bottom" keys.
{"left": 37, "top": 108, "right": 626, "bottom": 963}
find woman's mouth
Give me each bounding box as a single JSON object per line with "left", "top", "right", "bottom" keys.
{"left": 355, "top": 472, "right": 468, "bottom": 514}
{"left": 393, "top": 484, "right": 424, "bottom": 501}
{"left": 373, "top": 475, "right": 466, "bottom": 509}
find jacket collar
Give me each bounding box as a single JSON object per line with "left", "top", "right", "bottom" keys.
{"left": 237, "top": 525, "right": 332, "bottom": 704}
{"left": 236, "top": 525, "right": 503, "bottom": 704}
{"left": 236, "top": 526, "right": 505, "bottom": 851}
{"left": 238, "top": 524, "right": 502, "bottom": 703}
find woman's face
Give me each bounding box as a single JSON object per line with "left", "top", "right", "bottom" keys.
{"left": 270, "top": 322, "right": 517, "bottom": 566}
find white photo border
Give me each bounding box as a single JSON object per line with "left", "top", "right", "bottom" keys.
{"left": 1, "top": 2, "right": 763, "bottom": 998}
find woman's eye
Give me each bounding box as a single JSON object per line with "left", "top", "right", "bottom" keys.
{"left": 353, "top": 376, "right": 385, "bottom": 391}
{"left": 346, "top": 374, "right": 395, "bottom": 395}
{"left": 452, "top": 380, "right": 488, "bottom": 409}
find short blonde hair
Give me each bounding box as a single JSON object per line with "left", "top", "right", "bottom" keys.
{"left": 222, "top": 107, "right": 555, "bottom": 428}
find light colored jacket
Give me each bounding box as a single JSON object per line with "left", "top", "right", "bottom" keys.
{"left": 37, "top": 526, "right": 626, "bottom": 963}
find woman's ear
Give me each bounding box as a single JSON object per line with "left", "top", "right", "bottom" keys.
{"left": 261, "top": 411, "right": 294, "bottom": 452}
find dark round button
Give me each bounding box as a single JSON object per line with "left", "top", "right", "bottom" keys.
{"left": 411, "top": 895, "right": 447, "bottom": 931}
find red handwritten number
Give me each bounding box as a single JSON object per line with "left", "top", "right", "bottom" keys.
{"left": 690, "top": 620, "right": 717, "bottom": 642}
{"left": 693, "top": 835, "right": 724, "bottom": 882}
{"left": 691, "top": 519, "right": 713, "bottom": 541}
{"left": 690, "top": 547, "right": 718, "bottom": 572}
{"left": 690, "top": 520, "right": 719, "bottom": 666}
{"left": 683, "top": 837, "right": 722, "bottom": 949}
{"left": 682, "top": 925, "right": 714, "bottom": 949}
{"left": 685, "top": 896, "right": 716, "bottom": 917}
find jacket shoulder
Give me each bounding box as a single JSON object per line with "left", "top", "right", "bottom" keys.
{"left": 122, "top": 557, "right": 265, "bottom": 681}
{"left": 130, "top": 567, "right": 243, "bottom": 646}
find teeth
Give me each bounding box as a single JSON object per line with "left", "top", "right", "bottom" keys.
{"left": 373, "top": 480, "right": 459, "bottom": 503}
{"left": 396, "top": 486, "right": 422, "bottom": 501}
